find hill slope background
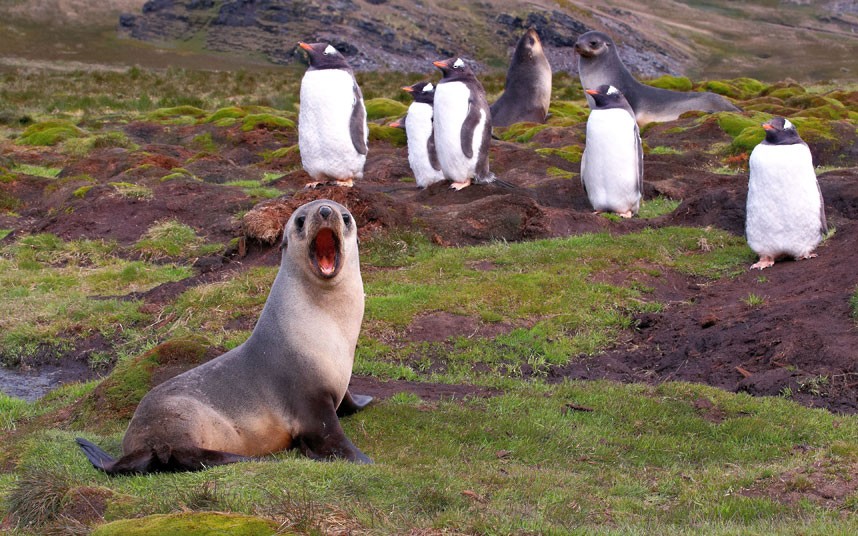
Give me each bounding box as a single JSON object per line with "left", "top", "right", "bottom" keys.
{"left": 1, "top": 0, "right": 857, "bottom": 81}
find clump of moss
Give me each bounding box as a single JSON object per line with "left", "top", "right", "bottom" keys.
{"left": 204, "top": 106, "right": 247, "bottom": 124}
{"left": 536, "top": 145, "right": 583, "bottom": 164}
{"left": 192, "top": 132, "right": 217, "bottom": 152}
{"left": 715, "top": 112, "right": 762, "bottom": 137}
{"left": 497, "top": 123, "right": 550, "bottom": 143}
{"left": 730, "top": 126, "right": 765, "bottom": 154}
{"left": 18, "top": 120, "right": 86, "bottom": 146}
{"left": 763, "top": 83, "right": 806, "bottom": 100}
{"left": 147, "top": 105, "right": 207, "bottom": 120}
{"left": 705, "top": 78, "right": 768, "bottom": 100}
{"left": 0, "top": 190, "right": 21, "bottom": 212}
{"left": 368, "top": 123, "right": 407, "bottom": 146}
{"left": 646, "top": 75, "right": 693, "bottom": 91}
{"left": 364, "top": 98, "right": 409, "bottom": 120}
{"left": 62, "top": 131, "right": 138, "bottom": 156}
{"left": 92, "top": 512, "right": 277, "bottom": 536}
{"left": 241, "top": 113, "right": 295, "bottom": 132}
{"left": 72, "top": 185, "right": 93, "bottom": 198}
{"left": 547, "top": 101, "right": 590, "bottom": 124}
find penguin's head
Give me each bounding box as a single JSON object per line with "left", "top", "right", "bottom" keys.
{"left": 402, "top": 81, "right": 436, "bottom": 104}
{"left": 432, "top": 57, "right": 475, "bottom": 80}
{"left": 585, "top": 85, "right": 631, "bottom": 110}
{"left": 574, "top": 31, "right": 613, "bottom": 59}
{"left": 298, "top": 42, "right": 352, "bottom": 71}
{"left": 761, "top": 117, "right": 804, "bottom": 146}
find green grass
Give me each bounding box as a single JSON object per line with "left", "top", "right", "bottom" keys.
{"left": 5, "top": 382, "right": 857, "bottom": 534}
{"left": 0, "top": 235, "right": 192, "bottom": 367}
{"left": 133, "top": 220, "right": 222, "bottom": 260}
{"left": 11, "top": 164, "right": 62, "bottom": 179}
{"left": 639, "top": 196, "right": 682, "bottom": 218}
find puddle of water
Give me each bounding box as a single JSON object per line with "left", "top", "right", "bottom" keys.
{"left": 0, "top": 366, "right": 65, "bottom": 402}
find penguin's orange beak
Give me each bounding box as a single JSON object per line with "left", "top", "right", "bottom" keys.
{"left": 762, "top": 123, "right": 774, "bottom": 130}
{"left": 433, "top": 60, "right": 447, "bottom": 68}
{"left": 585, "top": 89, "right": 599, "bottom": 95}
{"left": 298, "top": 42, "right": 313, "bottom": 51}
{"left": 402, "top": 86, "right": 414, "bottom": 92}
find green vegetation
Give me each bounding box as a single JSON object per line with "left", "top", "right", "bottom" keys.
{"left": 0, "top": 64, "right": 856, "bottom": 535}
{"left": 134, "top": 221, "right": 222, "bottom": 260}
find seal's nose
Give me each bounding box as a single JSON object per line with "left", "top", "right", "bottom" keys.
{"left": 319, "top": 205, "right": 332, "bottom": 219}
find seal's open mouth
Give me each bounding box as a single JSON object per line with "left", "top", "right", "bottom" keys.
{"left": 311, "top": 227, "right": 340, "bottom": 278}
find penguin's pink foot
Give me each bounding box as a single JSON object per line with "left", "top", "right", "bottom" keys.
{"left": 333, "top": 179, "right": 354, "bottom": 188}
{"left": 618, "top": 210, "right": 633, "bottom": 219}
{"left": 750, "top": 256, "right": 775, "bottom": 270}
{"left": 450, "top": 180, "right": 471, "bottom": 191}
{"left": 303, "top": 181, "right": 323, "bottom": 189}
{"left": 797, "top": 252, "right": 818, "bottom": 260}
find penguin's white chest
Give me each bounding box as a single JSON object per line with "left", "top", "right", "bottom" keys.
{"left": 298, "top": 69, "right": 366, "bottom": 181}
{"left": 746, "top": 143, "right": 824, "bottom": 258}
{"left": 433, "top": 81, "right": 485, "bottom": 183}
{"left": 581, "top": 108, "right": 641, "bottom": 213}
{"left": 404, "top": 102, "right": 444, "bottom": 188}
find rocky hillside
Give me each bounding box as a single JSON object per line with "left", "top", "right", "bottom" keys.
{"left": 115, "top": 0, "right": 858, "bottom": 79}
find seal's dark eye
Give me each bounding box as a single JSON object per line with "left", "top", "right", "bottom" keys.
{"left": 342, "top": 213, "right": 352, "bottom": 227}
{"left": 590, "top": 41, "right": 598, "bottom": 47}
{"left": 295, "top": 216, "right": 306, "bottom": 230}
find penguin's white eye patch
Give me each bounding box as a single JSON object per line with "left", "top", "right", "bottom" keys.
{"left": 783, "top": 119, "right": 794, "bottom": 130}
{"left": 324, "top": 45, "right": 337, "bottom": 55}
{"left": 423, "top": 82, "right": 434, "bottom": 92}
{"left": 453, "top": 58, "right": 464, "bottom": 69}
{"left": 607, "top": 86, "right": 620, "bottom": 95}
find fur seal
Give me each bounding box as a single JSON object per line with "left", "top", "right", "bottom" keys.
{"left": 575, "top": 31, "right": 740, "bottom": 126}
{"left": 298, "top": 42, "right": 368, "bottom": 188}
{"left": 432, "top": 57, "right": 496, "bottom": 190}
{"left": 77, "top": 199, "right": 373, "bottom": 474}
{"left": 746, "top": 117, "right": 827, "bottom": 270}
{"left": 490, "top": 28, "right": 552, "bottom": 127}
{"left": 581, "top": 85, "right": 642, "bottom": 218}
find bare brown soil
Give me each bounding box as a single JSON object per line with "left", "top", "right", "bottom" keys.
{"left": 2, "top": 111, "right": 857, "bottom": 413}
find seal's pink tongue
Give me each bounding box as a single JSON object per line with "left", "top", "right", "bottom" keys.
{"left": 315, "top": 229, "right": 336, "bottom": 275}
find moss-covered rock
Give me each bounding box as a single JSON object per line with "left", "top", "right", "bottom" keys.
{"left": 535, "top": 145, "right": 583, "bottom": 164}
{"left": 718, "top": 77, "right": 768, "bottom": 99}
{"left": 365, "top": 97, "right": 409, "bottom": 120}
{"left": 729, "top": 125, "right": 765, "bottom": 154}
{"left": 763, "top": 82, "right": 806, "bottom": 100}
{"left": 147, "top": 105, "right": 207, "bottom": 120}
{"left": 241, "top": 113, "right": 295, "bottom": 132}
{"left": 547, "top": 101, "right": 590, "bottom": 124}
{"left": 204, "top": 106, "right": 248, "bottom": 123}
{"left": 368, "top": 123, "right": 407, "bottom": 146}
{"left": 92, "top": 512, "right": 277, "bottom": 536}
{"left": 646, "top": 75, "right": 693, "bottom": 91}
{"left": 18, "top": 120, "right": 86, "bottom": 146}
{"left": 715, "top": 112, "right": 761, "bottom": 137}
{"left": 497, "top": 123, "right": 550, "bottom": 143}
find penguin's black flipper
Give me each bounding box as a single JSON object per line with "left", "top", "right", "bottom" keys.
{"left": 350, "top": 82, "right": 368, "bottom": 155}
{"left": 76, "top": 437, "right": 116, "bottom": 471}
{"left": 460, "top": 98, "right": 482, "bottom": 159}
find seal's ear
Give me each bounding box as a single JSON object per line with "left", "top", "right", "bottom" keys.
{"left": 280, "top": 231, "right": 288, "bottom": 251}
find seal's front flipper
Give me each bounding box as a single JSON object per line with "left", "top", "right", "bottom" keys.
{"left": 304, "top": 396, "right": 372, "bottom": 463}
{"left": 337, "top": 389, "right": 373, "bottom": 417}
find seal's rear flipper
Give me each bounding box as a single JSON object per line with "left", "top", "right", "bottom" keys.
{"left": 337, "top": 389, "right": 373, "bottom": 417}
{"left": 75, "top": 437, "right": 115, "bottom": 471}
{"left": 76, "top": 437, "right": 252, "bottom": 475}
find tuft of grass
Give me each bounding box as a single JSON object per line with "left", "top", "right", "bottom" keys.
{"left": 62, "top": 131, "right": 138, "bottom": 157}
{"left": 850, "top": 286, "right": 858, "bottom": 320}
{"left": 240, "top": 113, "right": 295, "bottom": 132}
{"left": 639, "top": 196, "right": 682, "bottom": 219}
{"left": 6, "top": 466, "right": 72, "bottom": 529}
{"left": 134, "top": 220, "right": 221, "bottom": 260}
{"left": 743, "top": 293, "right": 766, "bottom": 307}
{"left": 648, "top": 146, "right": 683, "bottom": 155}
{"left": 12, "top": 164, "right": 62, "bottom": 178}
{"left": 109, "top": 181, "right": 153, "bottom": 200}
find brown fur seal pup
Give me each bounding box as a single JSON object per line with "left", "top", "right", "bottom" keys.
{"left": 77, "top": 199, "right": 373, "bottom": 474}
{"left": 575, "top": 31, "right": 740, "bottom": 126}
{"left": 491, "top": 28, "right": 552, "bottom": 127}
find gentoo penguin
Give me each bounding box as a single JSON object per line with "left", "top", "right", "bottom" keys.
{"left": 432, "top": 57, "right": 496, "bottom": 190}
{"left": 575, "top": 31, "right": 739, "bottom": 126}
{"left": 398, "top": 81, "right": 445, "bottom": 189}
{"left": 298, "top": 42, "right": 368, "bottom": 188}
{"left": 746, "top": 117, "right": 827, "bottom": 270}
{"left": 580, "top": 85, "right": 642, "bottom": 218}
{"left": 491, "top": 28, "right": 552, "bottom": 127}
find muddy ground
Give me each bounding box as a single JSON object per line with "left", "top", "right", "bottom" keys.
{"left": 2, "top": 109, "right": 857, "bottom": 413}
